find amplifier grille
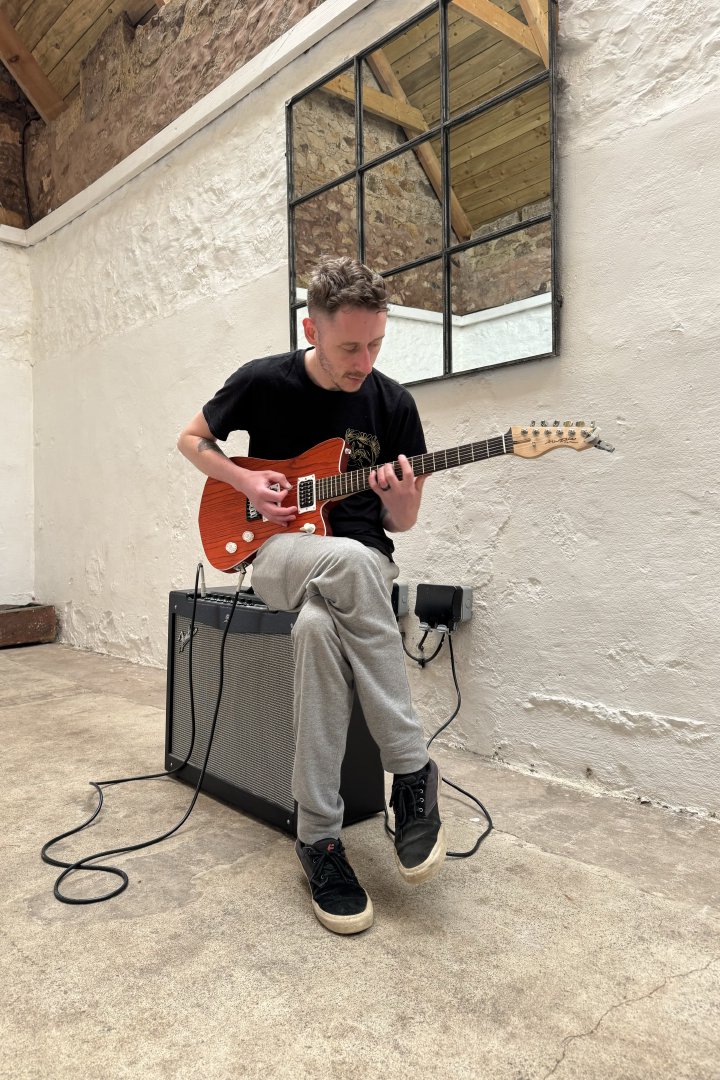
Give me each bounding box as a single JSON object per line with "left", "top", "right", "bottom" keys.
{"left": 171, "top": 614, "right": 296, "bottom": 812}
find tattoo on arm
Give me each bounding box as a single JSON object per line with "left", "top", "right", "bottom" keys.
{"left": 197, "top": 438, "right": 226, "bottom": 457}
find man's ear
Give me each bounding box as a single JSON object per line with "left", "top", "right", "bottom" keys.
{"left": 302, "top": 315, "right": 318, "bottom": 346}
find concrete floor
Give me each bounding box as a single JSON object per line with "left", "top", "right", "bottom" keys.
{"left": 2, "top": 643, "right": 719, "bottom": 1080}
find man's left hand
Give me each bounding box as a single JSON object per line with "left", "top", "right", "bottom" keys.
{"left": 369, "top": 454, "right": 426, "bottom": 532}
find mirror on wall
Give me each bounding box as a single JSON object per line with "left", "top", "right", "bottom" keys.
{"left": 287, "top": 0, "right": 554, "bottom": 385}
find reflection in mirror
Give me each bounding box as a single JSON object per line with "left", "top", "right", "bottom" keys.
{"left": 294, "top": 303, "right": 308, "bottom": 351}
{"left": 294, "top": 178, "right": 357, "bottom": 290}
{"left": 447, "top": 72, "right": 551, "bottom": 370}
{"left": 449, "top": 83, "right": 550, "bottom": 237}
{"left": 288, "top": 0, "right": 555, "bottom": 381}
{"left": 451, "top": 222, "right": 552, "bottom": 371}
{"left": 291, "top": 64, "right": 356, "bottom": 200}
{"left": 447, "top": 1, "right": 545, "bottom": 118}
{"left": 374, "top": 258, "right": 444, "bottom": 384}
{"left": 361, "top": 10, "right": 440, "bottom": 161}
{"left": 363, "top": 139, "right": 443, "bottom": 275}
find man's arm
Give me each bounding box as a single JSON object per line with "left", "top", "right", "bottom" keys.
{"left": 177, "top": 412, "right": 297, "bottom": 525}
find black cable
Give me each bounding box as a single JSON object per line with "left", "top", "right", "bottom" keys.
{"left": 387, "top": 629, "right": 493, "bottom": 858}
{"left": 401, "top": 628, "right": 445, "bottom": 666}
{"left": 41, "top": 563, "right": 240, "bottom": 904}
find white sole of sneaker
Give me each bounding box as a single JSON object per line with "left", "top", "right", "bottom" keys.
{"left": 394, "top": 823, "right": 447, "bottom": 885}
{"left": 312, "top": 897, "right": 374, "bottom": 935}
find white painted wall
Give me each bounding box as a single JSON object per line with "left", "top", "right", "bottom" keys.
{"left": 0, "top": 246, "right": 34, "bottom": 605}
{"left": 5, "top": 0, "right": 720, "bottom": 813}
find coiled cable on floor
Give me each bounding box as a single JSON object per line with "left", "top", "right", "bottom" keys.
{"left": 40, "top": 563, "right": 241, "bottom": 904}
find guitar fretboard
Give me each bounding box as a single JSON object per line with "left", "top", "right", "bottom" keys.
{"left": 316, "top": 432, "right": 513, "bottom": 502}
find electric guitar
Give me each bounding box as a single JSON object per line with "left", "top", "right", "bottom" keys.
{"left": 198, "top": 420, "right": 614, "bottom": 572}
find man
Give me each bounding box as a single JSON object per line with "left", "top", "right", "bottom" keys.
{"left": 177, "top": 257, "right": 445, "bottom": 935}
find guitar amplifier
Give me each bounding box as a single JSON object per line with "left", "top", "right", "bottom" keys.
{"left": 165, "top": 587, "right": 385, "bottom": 834}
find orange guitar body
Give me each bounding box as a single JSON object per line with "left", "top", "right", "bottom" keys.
{"left": 198, "top": 438, "right": 348, "bottom": 572}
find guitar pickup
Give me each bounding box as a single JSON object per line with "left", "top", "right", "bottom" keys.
{"left": 297, "top": 475, "right": 316, "bottom": 512}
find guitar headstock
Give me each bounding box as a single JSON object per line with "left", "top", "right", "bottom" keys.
{"left": 510, "top": 420, "right": 615, "bottom": 458}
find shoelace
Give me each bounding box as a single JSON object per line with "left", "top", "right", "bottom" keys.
{"left": 390, "top": 773, "right": 427, "bottom": 836}
{"left": 308, "top": 847, "right": 359, "bottom": 889}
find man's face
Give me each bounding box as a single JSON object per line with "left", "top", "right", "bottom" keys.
{"left": 303, "top": 305, "right": 387, "bottom": 392}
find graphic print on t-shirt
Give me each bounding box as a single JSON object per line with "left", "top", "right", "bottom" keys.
{"left": 345, "top": 429, "right": 380, "bottom": 468}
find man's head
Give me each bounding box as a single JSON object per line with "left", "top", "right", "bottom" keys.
{"left": 303, "top": 257, "right": 389, "bottom": 392}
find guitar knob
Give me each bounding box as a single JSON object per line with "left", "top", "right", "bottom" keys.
{"left": 241, "top": 532, "right": 254, "bottom": 543}
{"left": 299, "top": 523, "right": 316, "bottom": 534}
{"left": 226, "top": 542, "right": 238, "bottom": 553}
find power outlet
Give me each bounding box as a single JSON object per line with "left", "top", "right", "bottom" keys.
{"left": 414, "top": 584, "right": 473, "bottom": 632}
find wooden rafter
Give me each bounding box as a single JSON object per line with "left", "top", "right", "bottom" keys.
{"left": 324, "top": 74, "right": 427, "bottom": 137}
{"left": 452, "top": 0, "right": 542, "bottom": 62}
{"left": 366, "top": 49, "right": 473, "bottom": 243}
{"left": 0, "top": 7, "right": 66, "bottom": 122}
{"left": 519, "top": 0, "right": 549, "bottom": 67}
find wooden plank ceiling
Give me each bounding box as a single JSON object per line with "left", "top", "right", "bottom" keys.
{"left": 0, "top": 0, "right": 162, "bottom": 121}
{"left": 378, "top": 0, "right": 550, "bottom": 236}
{"left": 322, "top": 0, "right": 550, "bottom": 239}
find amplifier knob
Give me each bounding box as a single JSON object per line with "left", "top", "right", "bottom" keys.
{"left": 226, "top": 541, "right": 238, "bottom": 553}
{"left": 241, "top": 531, "right": 255, "bottom": 543}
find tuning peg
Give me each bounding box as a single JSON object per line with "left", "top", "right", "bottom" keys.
{"left": 575, "top": 420, "right": 585, "bottom": 427}
{"left": 540, "top": 419, "right": 548, "bottom": 426}
{"left": 521, "top": 428, "right": 529, "bottom": 435}
{"left": 563, "top": 420, "right": 571, "bottom": 427}
{"left": 530, "top": 420, "right": 536, "bottom": 426}
{"left": 552, "top": 420, "right": 560, "bottom": 427}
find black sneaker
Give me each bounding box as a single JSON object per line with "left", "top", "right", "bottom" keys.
{"left": 295, "top": 837, "right": 374, "bottom": 935}
{"left": 390, "top": 759, "right": 446, "bottom": 884}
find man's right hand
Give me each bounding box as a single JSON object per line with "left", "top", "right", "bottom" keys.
{"left": 236, "top": 468, "right": 297, "bottom": 526}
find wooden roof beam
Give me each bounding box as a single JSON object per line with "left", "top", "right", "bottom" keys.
{"left": 452, "top": 0, "right": 542, "bottom": 62}
{"left": 366, "top": 49, "right": 473, "bottom": 243}
{"left": 0, "top": 8, "right": 66, "bottom": 122}
{"left": 519, "top": 0, "right": 549, "bottom": 67}
{"left": 324, "top": 74, "right": 428, "bottom": 136}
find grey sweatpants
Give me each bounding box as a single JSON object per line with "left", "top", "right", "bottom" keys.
{"left": 251, "top": 533, "right": 428, "bottom": 843}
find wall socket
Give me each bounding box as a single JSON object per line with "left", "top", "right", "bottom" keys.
{"left": 414, "top": 584, "right": 473, "bottom": 632}
{"left": 392, "top": 581, "right": 409, "bottom": 619}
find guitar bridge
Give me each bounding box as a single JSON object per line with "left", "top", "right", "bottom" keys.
{"left": 297, "top": 475, "right": 316, "bottom": 512}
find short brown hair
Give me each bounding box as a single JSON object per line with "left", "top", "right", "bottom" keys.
{"left": 306, "top": 256, "right": 388, "bottom": 317}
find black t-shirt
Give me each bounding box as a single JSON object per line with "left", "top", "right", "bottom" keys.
{"left": 202, "top": 349, "right": 426, "bottom": 559}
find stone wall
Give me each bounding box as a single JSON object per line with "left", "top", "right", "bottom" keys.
{"left": 0, "top": 244, "right": 34, "bottom": 604}
{"left": 0, "top": 66, "right": 33, "bottom": 228}
{"left": 24, "top": 0, "right": 329, "bottom": 222}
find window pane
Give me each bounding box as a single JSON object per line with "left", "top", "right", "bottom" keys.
{"left": 375, "top": 258, "right": 444, "bottom": 384}
{"left": 447, "top": 2, "right": 545, "bottom": 119}
{"left": 363, "top": 138, "right": 443, "bottom": 274}
{"left": 451, "top": 224, "right": 552, "bottom": 371}
{"left": 361, "top": 9, "right": 440, "bottom": 161}
{"left": 294, "top": 180, "right": 357, "bottom": 290}
{"left": 448, "top": 82, "right": 550, "bottom": 240}
{"left": 291, "top": 65, "right": 356, "bottom": 200}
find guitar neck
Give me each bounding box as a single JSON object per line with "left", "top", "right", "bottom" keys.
{"left": 317, "top": 430, "right": 514, "bottom": 502}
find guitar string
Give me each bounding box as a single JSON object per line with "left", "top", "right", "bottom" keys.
{"left": 315, "top": 438, "right": 512, "bottom": 503}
